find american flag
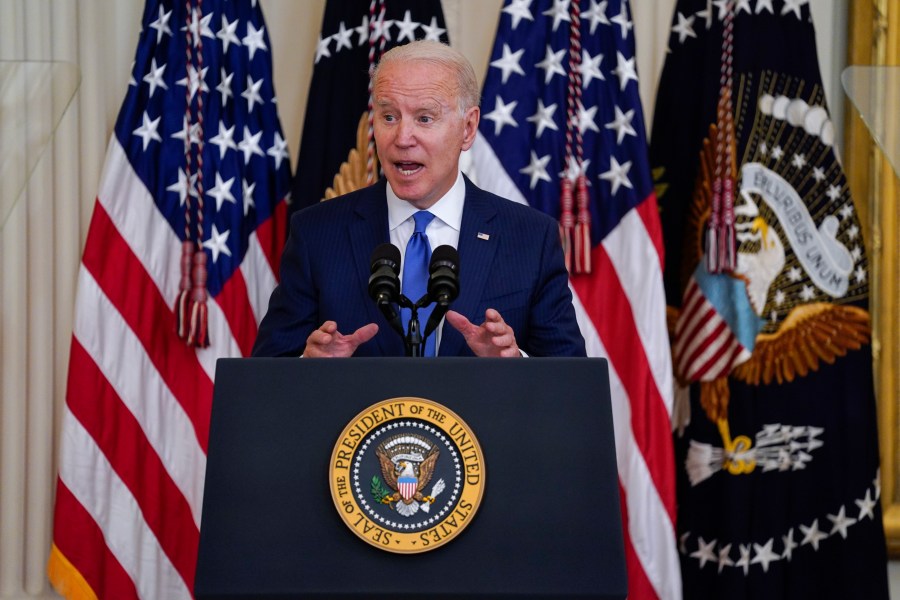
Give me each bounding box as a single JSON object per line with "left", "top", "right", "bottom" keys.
{"left": 47, "top": 1, "right": 289, "bottom": 598}
{"left": 467, "top": 1, "right": 680, "bottom": 598}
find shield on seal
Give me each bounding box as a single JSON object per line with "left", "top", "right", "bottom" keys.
{"left": 398, "top": 476, "right": 417, "bottom": 501}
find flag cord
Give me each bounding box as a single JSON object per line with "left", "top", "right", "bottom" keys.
{"left": 561, "top": 0, "right": 591, "bottom": 275}
{"left": 365, "top": 0, "right": 387, "bottom": 185}
{"left": 708, "top": 1, "right": 736, "bottom": 274}
{"left": 177, "top": 0, "right": 210, "bottom": 348}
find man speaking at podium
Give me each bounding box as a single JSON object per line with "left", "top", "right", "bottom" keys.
{"left": 253, "top": 41, "right": 585, "bottom": 359}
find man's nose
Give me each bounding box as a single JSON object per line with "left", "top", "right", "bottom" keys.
{"left": 395, "top": 119, "right": 416, "bottom": 146}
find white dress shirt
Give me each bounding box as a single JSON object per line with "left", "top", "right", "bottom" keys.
{"left": 386, "top": 170, "right": 465, "bottom": 354}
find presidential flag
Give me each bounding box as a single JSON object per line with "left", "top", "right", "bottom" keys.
{"left": 289, "top": 0, "right": 448, "bottom": 213}
{"left": 649, "top": 1, "right": 889, "bottom": 597}
{"left": 467, "top": 1, "right": 681, "bottom": 598}
{"left": 47, "top": 1, "right": 289, "bottom": 598}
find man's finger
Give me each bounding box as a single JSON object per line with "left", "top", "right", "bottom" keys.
{"left": 351, "top": 323, "right": 379, "bottom": 345}
{"left": 445, "top": 310, "right": 475, "bottom": 336}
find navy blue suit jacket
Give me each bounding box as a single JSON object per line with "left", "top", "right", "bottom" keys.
{"left": 252, "top": 176, "right": 586, "bottom": 357}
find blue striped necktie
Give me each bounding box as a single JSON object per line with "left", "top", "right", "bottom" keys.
{"left": 402, "top": 211, "right": 436, "bottom": 356}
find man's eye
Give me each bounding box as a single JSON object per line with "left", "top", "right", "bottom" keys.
{"left": 419, "top": 116, "right": 433, "bottom": 124}
{"left": 383, "top": 115, "right": 396, "bottom": 122}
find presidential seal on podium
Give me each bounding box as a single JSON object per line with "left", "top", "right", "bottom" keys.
{"left": 329, "top": 397, "right": 485, "bottom": 553}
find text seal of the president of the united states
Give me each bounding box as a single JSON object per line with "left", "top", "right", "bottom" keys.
{"left": 329, "top": 397, "right": 485, "bottom": 553}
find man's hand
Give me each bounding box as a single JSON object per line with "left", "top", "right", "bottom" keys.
{"left": 445, "top": 309, "right": 521, "bottom": 357}
{"left": 303, "top": 321, "right": 379, "bottom": 357}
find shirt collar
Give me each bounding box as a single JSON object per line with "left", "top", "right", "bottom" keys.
{"left": 386, "top": 171, "right": 465, "bottom": 232}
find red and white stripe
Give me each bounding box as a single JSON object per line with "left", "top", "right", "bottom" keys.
{"left": 50, "top": 136, "right": 284, "bottom": 599}
{"left": 672, "top": 278, "right": 751, "bottom": 382}
{"left": 469, "top": 136, "right": 681, "bottom": 600}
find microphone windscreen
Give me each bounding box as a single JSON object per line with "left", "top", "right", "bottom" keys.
{"left": 429, "top": 245, "right": 459, "bottom": 272}
{"left": 370, "top": 243, "right": 401, "bottom": 272}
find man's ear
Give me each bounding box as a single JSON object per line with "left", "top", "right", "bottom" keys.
{"left": 460, "top": 106, "right": 480, "bottom": 151}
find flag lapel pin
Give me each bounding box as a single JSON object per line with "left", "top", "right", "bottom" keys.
{"left": 477, "top": 232, "right": 490, "bottom": 241}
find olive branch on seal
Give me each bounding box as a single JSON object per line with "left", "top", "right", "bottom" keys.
{"left": 370, "top": 476, "right": 392, "bottom": 503}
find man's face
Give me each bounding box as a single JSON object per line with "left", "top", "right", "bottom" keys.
{"left": 373, "top": 60, "right": 479, "bottom": 209}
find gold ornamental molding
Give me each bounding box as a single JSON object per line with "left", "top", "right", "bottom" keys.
{"left": 846, "top": 0, "right": 900, "bottom": 556}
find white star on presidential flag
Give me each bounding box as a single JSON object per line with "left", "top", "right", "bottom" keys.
{"left": 242, "top": 179, "right": 256, "bottom": 216}
{"left": 143, "top": 58, "right": 168, "bottom": 97}
{"left": 578, "top": 49, "right": 605, "bottom": 88}
{"left": 690, "top": 536, "right": 718, "bottom": 569}
{"left": 149, "top": 5, "right": 173, "bottom": 43}
{"left": 605, "top": 105, "right": 636, "bottom": 144}
{"left": 207, "top": 172, "right": 237, "bottom": 211}
{"left": 203, "top": 224, "right": 232, "bottom": 263}
{"left": 238, "top": 126, "right": 264, "bottom": 164}
{"left": 577, "top": 101, "right": 600, "bottom": 135}
{"left": 267, "top": 131, "right": 289, "bottom": 169}
{"left": 610, "top": 3, "right": 633, "bottom": 38}
{"left": 177, "top": 64, "right": 209, "bottom": 101}
{"left": 536, "top": 44, "right": 567, "bottom": 84}
{"left": 484, "top": 95, "right": 518, "bottom": 135}
{"left": 182, "top": 8, "right": 214, "bottom": 46}
{"left": 355, "top": 15, "right": 370, "bottom": 46}
{"left": 612, "top": 51, "right": 638, "bottom": 90}
{"left": 217, "top": 68, "right": 234, "bottom": 106}
{"left": 371, "top": 17, "right": 395, "bottom": 43}
{"left": 520, "top": 151, "right": 552, "bottom": 189}
{"left": 315, "top": 34, "right": 332, "bottom": 63}
{"left": 712, "top": 0, "right": 730, "bottom": 20}
{"left": 782, "top": 0, "right": 807, "bottom": 20}
{"left": 491, "top": 43, "right": 526, "bottom": 84}
{"left": 527, "top": 98, "right": 559, "bottom": 138}
{"left": 243, "top": 21, "right": 268, "bottom": 59}
{"left": 827, "top": 505, "right": 857, "bottom": 539}
{"left": 210, "top": 121, "right": 237, "bottom": 159}
{"left": 717, "top": 543, "right": 734, "bottom": 573}
{"left": 672, "top": 12, "right": 697, "bottom": 43}
{"left": 856, "top": 489, "right": 877, "bottom": 521}
{"left": 166, "top": 168, "right": 197, "bottom": 206}
{"left": 503, "top": 0, "right": 535, "bottom": 30}
{"left": 333, "top": 21, "right": 354, "bottom": 52}
{"left": 133, "top": 111, "right": 162, "bottom": 150}
{"left": 756, "top": 0, "right": 775, "bottom": 14}
{"left": 217, "top": 14, "right": 241, "bottom": 52}
{"left": 171, "top": 116, "right": 200, "bottom": 146}
{"left": 242, "top": 75, "right": 264, "bottom": 112}
{"left": 599, "top": 156, "right": 633, "bottom": 195}
{"left": 394, "top": 10, "right": 419, "bottom": 43}
{"left": 736, "top": 544, "right": 752, "bottom": 576}
{"left": 559, "top": 156, "right": 590, "bottom": 183}
{"left": 782, "top": 528, "right": 798, "bottom": 560}
{"left": 420, "top": 16, "right": 446, "bottom": 41}
{"left": 800, "top": 519, "right": 829, "bottom": 551}
{"left": 583, "top": 0, "right": 610, "bottom": 34}
{"left": 543, "top": 0, "right": 572, "bottom": 32}
{"left": 751, "top": 539, "right": 780, "bottom": 573}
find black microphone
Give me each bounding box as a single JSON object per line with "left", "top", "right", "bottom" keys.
{"left": 423, "top": 245, "right": 460, "bottom": 337}
{"left": 368, "top": 243, "right": 404, "bottom": 335}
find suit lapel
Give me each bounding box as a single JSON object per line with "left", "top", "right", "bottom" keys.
{"left": 440, "top": 178, "right": 499, "bottom": 356}
{"left": 348, "top": 181, "right": 405, "bottom": 356}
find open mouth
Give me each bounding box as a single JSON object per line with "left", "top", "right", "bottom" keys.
{"left": 395, "top": 161, "right": 423, "bottom": 176}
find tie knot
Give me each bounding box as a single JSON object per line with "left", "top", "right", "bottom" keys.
{"left": 413, "top": 211, "right": 435, "bottom": 234}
